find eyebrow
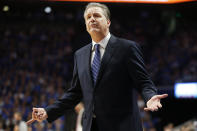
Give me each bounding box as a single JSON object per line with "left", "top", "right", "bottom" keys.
{"left": 86, "top": 12, "right": 101, "bottom": 17}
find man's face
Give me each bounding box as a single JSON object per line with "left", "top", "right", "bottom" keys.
{"left": 84, "top": 7, "right": 110, "bottom": 36}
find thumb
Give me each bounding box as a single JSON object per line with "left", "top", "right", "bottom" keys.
{"left": 33, "top": 107, "right": 38, "bottom": 112}
{"left": 144, "top": 107, "right": 151, "bottom": 111}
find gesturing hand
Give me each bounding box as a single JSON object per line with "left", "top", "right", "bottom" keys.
{"left": 144, "top": 94, "right": 168, "bottom": 112}
{"left": 26, "top": 108, "right": 48, "bottom": 125}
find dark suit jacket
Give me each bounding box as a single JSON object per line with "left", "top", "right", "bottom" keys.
{"left": 45, "top": 35, "right": 157, "bottom": 131}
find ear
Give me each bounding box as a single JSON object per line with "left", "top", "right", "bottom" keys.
{"left": 107, "top": 19, "right": 111, "bottom": 27}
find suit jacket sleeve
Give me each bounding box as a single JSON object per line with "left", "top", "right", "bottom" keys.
{"left": 126, "top": 42, "right": 157, "bottom": 103}
{"left": 45, "top": 54, "right": 82, "bottom": 123}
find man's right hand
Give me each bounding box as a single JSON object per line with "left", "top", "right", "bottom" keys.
{"left": 32, "top": 108, "right": 48, "bottom": 122}
{"left": 27, "top": 107, "right": 48, "bottom": 125}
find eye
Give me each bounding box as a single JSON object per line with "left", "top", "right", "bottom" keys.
{"left": 87, "top": 15, "right": 91, "bottom": 19}
{"left": 94, "top": 13, "right": 101, "bottom": 18}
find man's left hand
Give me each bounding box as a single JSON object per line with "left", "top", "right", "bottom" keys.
{"left": 144, "top": 94, "right": 168, "bottom": 112}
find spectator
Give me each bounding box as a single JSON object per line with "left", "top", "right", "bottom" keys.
{"left": 13, "top": 112, "right": 28, "bottom": 131}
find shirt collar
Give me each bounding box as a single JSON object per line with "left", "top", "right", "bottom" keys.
{"left": 92, "top": 32, "right": 111, "bottom": 51}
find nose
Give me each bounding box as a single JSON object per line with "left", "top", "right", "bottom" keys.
{"left": 90, "top": 16, "right": 96, "bottom": 22}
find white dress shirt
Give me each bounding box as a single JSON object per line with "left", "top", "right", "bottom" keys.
{"left": 91, "top": 33, "right": 111, "bottom": 65}
{"left": 19, "top": 121, "right": 28, "bottom": 131}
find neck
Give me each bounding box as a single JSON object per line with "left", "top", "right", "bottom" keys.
{"left": 91, "top": 31, "right": 109, "bottom": 43}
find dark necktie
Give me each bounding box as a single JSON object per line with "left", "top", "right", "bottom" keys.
{"left": 92, "top": 44, "right": 101, "bottom": 85}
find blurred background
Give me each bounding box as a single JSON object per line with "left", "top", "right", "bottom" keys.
{"left": 0, "top": 0, "right": 197, "bottom": 131}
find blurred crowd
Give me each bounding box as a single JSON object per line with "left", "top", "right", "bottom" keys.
{"left": 0, "top": 3, "right": 197, "bottom": 131}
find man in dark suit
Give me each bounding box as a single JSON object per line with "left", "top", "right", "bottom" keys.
{"left": 29, "top": 2, "right": 168, "bottom": 131}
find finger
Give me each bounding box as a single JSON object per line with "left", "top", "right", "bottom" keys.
{"left": 152, "top": 107, "right": 158, "bottom": 111}
{"left": 38, "top": 113, "right": 44, "bottom": 120}
{"left": 37, "top": 110, "right": 45, "bottom": 120}
{"left": 33, "top": 108, "right": 38, "bottom": 112}
{"left": 157, "top": 103, "right": 162, "bottom": 108}
{"left": 144, "top": 107, "right": 153, "bottom": 112}
{"left": 144, "top": 107, "right": 149, "bottom": 111}
{"left": 26, "top": 118, "right": 36, "bottom": 125}
{"left": 157, "top": 94, "right": 168, "bottom": 99}
{"left": 33, "top": 108, "right": 38, "bottom": 116}
{"left": 42, "top": 111, "right": 48, "bottom": 120}
{"left": 37, "top": 110, "right": 43, "bottom": 116}
{"left": 144, "top": 106, "right": 159, "bottom": 112}
{"left": 32, "top": 108, "right": 39, "bottom": 119}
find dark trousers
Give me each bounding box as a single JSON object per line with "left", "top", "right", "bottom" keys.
{"left": 64, "top": 109, "right": 77, "bottom": 131}
{"left": 91, "top": 118, "right": 99, "bottom": 131}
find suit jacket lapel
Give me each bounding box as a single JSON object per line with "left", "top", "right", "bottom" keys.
{"left": 83, "top": 44, "right": 94, "bottom": 87}
{"left": 95, "top": 35, "right": 117, "bottom": 87}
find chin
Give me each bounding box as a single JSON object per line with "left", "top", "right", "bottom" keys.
{"left": 90, "top": 29, "right": 100, "bottom": 33}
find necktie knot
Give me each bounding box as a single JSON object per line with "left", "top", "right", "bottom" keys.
{"left": 94, "top": 44, "right": 100, "bottom": 51}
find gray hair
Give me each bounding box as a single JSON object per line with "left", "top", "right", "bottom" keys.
{"left": 84, "top": 2, "right": 111, "bottom": 20}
